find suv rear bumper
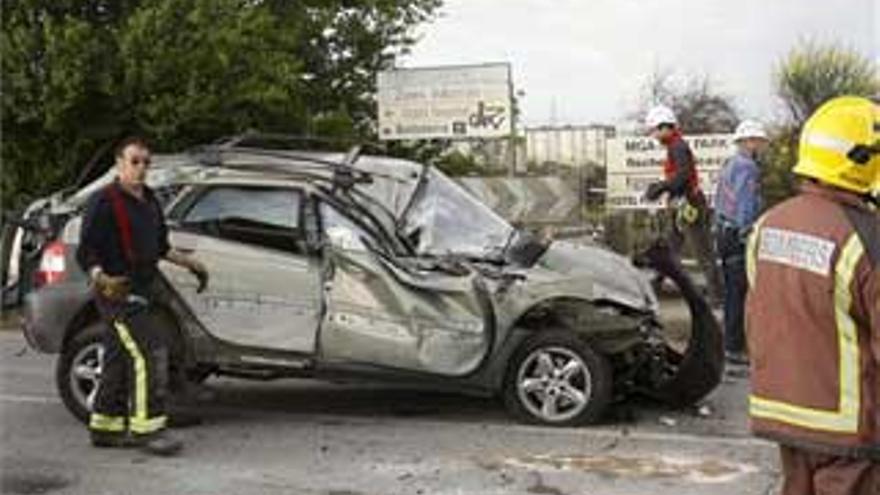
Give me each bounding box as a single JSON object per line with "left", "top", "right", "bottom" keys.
{"left": 22, "top": 283, "right": 91, "bottom": 353}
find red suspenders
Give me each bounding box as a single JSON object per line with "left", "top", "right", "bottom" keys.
{"left": 105, "top": 185, "right": 136, "bottom": 266}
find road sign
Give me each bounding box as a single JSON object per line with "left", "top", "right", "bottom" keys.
{"left": 605, "top": 134, "right": 735, "bottom": 210}
{"left": 377, "top": 63, "right": 512, "bottom": 140}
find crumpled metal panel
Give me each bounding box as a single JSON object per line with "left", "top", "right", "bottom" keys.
{"left": 535, "top": 240, "right": 656, "bottom": 311}
{"left": 320, "top": 248, "right": 490, "bottom": 376}
{"left": 163, "top": 231, "right": 322, "bottom": 353}
{"left": 486, "top": 240, "right": 654, "bottom": 332}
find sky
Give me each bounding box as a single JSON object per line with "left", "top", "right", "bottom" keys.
{"left": 404, "top": 0, "right": 878, "bottom": 127}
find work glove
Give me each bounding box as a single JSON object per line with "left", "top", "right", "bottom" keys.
{"left": 91, "top": 270, "right": 131, "bottom": 301}
{"left": 644, "top": 181, "right": 666, "bottom": 202}
{"left": 187, "top": 259, "right": 209, "bottom": 293}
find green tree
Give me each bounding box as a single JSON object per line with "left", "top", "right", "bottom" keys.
{"left": 1, "top": 0, "right": 441, "bottom": 210}
{"left": 2, "top": 2, "right": 131, "bottom": 209}
{"left": 761, "top": 42, "right": 879, "bottom": 207}
{"left": 434, "top": 149, "right": 484, "bottom": 176}
{"left": 777, "top": 41, "right": 879, "bottom": 125}
{"left": 760, "top": 126, "right": 799, "bottom": 208}
{"left": 279, "top": 0, "right": 441, "bottom": 133}
{"left": 118, "top": 0, "right": 306, "bottom": 148}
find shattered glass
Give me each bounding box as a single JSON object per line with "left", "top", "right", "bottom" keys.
{"left": 401, "top": 168, "right": 513, "bottom": 258}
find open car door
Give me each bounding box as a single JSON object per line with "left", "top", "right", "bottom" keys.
{"left": 161, "top": 185, "right": 322, "bottom": 353}
{"left": 317, "top": 201, "right": 493, "bottom": 376}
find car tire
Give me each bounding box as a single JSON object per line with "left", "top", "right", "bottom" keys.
{"left": 57, "top": 311, "right": 201, "bottom": 424}
{"left": 646, "top": 300, "right": 724, "bottom": 407}
{"left": 503, "top": 331, "right": 612, "bottom": 427}
{"left": 56, "top": 321, "right": 105, "bottom": 424}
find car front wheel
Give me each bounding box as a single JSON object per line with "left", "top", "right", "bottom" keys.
{"left": 503, "top": 331, "right": 612, "bottom": 426}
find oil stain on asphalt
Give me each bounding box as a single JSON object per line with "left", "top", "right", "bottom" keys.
{"left": 504, "top": 453, "right": 758, "bottom": 484}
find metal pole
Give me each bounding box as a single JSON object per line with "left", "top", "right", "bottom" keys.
{"left": 508, "top": 63, "right": 516, "bottom": 177}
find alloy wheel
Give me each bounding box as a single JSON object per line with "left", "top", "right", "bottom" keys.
{"left": 69, "top": 342, "right": 103, "bottom": 413}
{"left": 515, "top": 346, "right": 592, "bottom": 423}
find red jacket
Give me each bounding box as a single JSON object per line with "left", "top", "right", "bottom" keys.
{"left": 660, "top": 131, "right": 701, "bottom": 201}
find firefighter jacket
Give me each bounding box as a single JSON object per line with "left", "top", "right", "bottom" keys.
{"left": 77, "top": 180, "right": 170, "bottom": 298}
{"left": 745, "top": 182, "right": 880, "bottom": 459}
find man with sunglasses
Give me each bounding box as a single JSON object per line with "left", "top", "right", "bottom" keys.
{"left": 745, "top": 96, "right": 879, "bottom": 494}
{"left": 77, "top": 136, "right": 209, "bottom": 456}
{"left": 643, "top": 104, "right": 723, "bottom": 306}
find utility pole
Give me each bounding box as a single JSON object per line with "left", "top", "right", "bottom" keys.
{"left": 507, "top": 63, "right": 517, "bottom": 177}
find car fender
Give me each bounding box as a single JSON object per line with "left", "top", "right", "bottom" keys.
{"left": 22, "top": 283, "right": 92, "bottom": 353}
{"left": 503, "top": 294, "right": 644, "bottom": 350}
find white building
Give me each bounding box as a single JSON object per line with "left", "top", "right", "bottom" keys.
{"left": 524, "top": 124, "right": 615, "bottom": 169}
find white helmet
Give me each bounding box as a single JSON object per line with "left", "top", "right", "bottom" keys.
{"left": 733, "top": 119, "right": 768, "bottom": 141}
{"left": 645, "top": 104, "right": 677, "bottom": 128}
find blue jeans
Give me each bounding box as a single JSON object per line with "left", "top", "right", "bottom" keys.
{"left": 715, "top": 226, "right": 747, "bottom": 354}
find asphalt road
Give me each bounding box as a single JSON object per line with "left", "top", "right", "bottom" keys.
{"left": 0, "top": 320, "right": 781, "bottom": 495}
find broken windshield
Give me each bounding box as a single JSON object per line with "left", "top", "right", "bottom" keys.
{"left": 401, "top": 168, "right": 513, "bottom": 258}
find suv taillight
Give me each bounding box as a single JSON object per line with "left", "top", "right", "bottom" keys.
{"left": 35, "top": 241, "right": 67, "bottom": 288}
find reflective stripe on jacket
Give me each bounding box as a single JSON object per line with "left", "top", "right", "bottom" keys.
{"left": 745, "top": 182, "right": 880, "bottom": 459}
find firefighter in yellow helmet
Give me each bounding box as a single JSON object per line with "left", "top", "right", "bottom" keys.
{"left": 745, "top": 96, "right": 880, "bottom": 494}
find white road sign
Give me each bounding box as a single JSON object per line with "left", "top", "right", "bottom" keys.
{"left": 377, "top": 63, "right": 512, "bottom": 140}
{"left": 605, "top": 134, "right": 736, "bottom": 210}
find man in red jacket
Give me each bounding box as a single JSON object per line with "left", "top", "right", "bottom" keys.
{"left": 745, "top": 96, "right": 879, "bottom": 494}
{"left": 643, "top": 105, "right": 723, "bottom": 306}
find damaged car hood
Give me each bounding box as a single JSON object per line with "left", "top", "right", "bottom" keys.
{"left": 531, "top": 240, "right": 658, "bottom": 312}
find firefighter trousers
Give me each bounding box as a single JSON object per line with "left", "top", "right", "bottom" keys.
{"left": 779, "top": 445, "right": 879, "bottom": 495}
{"left": 89, "top": 297, "right": 169, "bottom": 436}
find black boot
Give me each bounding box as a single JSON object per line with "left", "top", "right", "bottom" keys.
{"left": 139, "top": 430, "right": 183, "bottom": 457}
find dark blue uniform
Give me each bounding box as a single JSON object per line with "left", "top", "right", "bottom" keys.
{"left": 77, "top": 180, "right": 171, "bottom": 437}
{"left": 77, "top": 181, "right": 170, "bottom": 296}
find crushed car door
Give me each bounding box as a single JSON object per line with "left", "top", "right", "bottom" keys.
{"left": 317, "top": 201, "right": 492, "bottom": 376}
{"left": 161, "top": 185, "right": 321, "bottom": 353}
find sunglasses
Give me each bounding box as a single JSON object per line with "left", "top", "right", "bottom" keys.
{"left": 128, "top": 157, "right": 151, "bottom": 166}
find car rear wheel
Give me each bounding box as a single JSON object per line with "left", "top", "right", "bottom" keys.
{"left": 503, "top": 331, "right": 612, "bottom": 426}
{"left": 57, "top": 313, "right": 206, "bottom": 424}
{"left": 57, "top": 322, "right": 104, "bottom": 424}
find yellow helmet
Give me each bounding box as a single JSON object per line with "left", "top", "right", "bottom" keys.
{"left": 793, "top": 96, "right": 880, "bottom": 195}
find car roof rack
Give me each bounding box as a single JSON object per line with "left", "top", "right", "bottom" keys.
{"left": 190, "top": 143, "right": 411, "bottom": 189}
{"left": 212, "top": 132, "right": 387, "bottom": 154}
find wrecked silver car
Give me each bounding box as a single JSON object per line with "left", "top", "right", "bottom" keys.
{"left": 22, "top": 142, "right": 723, "bottom": 426}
